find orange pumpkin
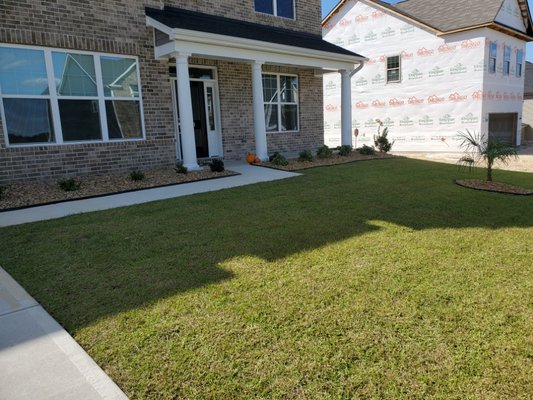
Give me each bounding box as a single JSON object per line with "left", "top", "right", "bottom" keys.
{"left": 254, "top": 156, "right": 261, "bottom": 164}
{"left": 246, "top": 153, "right": 257, "bottom": 164}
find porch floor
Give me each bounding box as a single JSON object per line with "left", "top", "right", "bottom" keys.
{"left": 0, "top": 162, "right": 299, "bottom": 227}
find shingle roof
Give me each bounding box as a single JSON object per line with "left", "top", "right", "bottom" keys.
{"left": 146, "top": 6, "right": 364, "bottom": 58}
{"left": 324, "top": 0, "right": 533, "bottom": 37}
{"left": 389, "top": 0, "right": 505, "bottom": 32}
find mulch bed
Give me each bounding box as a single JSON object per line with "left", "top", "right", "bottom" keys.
{"left": 455, "top": 179, "right": 533, "bottom": 196}
{"left": 258, "top": 152, "right": 394, "bottom": 171}
{"left": 0, "top": 167, "right": 238, "bottom": 211}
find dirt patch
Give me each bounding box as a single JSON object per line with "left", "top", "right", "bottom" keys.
{"left": 0, "top": 167, "right": 238, "bottom": 211}
{"left": 259, "top": 152, "right": 394, "bottom": 171}
{"left": 455, "top": 179, "right": 533, "bottom": 195}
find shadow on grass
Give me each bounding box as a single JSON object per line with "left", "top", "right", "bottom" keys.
{"left": 0, "top": 158, "right": 531, "bottom": 332}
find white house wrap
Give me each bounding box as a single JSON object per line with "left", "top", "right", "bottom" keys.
{"left": 323, "top": 0, "right": 533, "bottom": 151}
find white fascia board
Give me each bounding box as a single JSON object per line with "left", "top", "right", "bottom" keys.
{"left": 146, "top": 16, "right": 363, "bottom": 70}
{"left": 165, "top": 40, "right": 358, "bottom": 70}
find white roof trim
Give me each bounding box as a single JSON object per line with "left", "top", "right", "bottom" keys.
{"left": 146, "top": 16, "right": 365, "bottom": 71}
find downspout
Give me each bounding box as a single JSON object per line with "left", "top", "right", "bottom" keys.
{"left": 350, "top": 60, "right": 366, "bottom": 77}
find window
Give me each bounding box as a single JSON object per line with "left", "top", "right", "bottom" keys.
{"left": 386, "top": 56, "right": 401, "bottom": 83}
{"left": 517, "top": 50, "right": 524, "bottom": 78}
{"left": 0, "top": 47, "right": 55, "bottom": 144}
{"left": 0, "top": 44, "right": 144, "bottom": 146}
{"left": 489, "top": 42, "right": 497, "bottom": 73}
{"left": 263, "top": 73, "right": 298, "bottom": 132}
{"left": 254, "top": 0, "right": 294, "bottom": 19}
{"left": 504, "top": 46, "right": 511, "bottom": 76}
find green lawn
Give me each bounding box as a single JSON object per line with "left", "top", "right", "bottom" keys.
{"left": 1, "top": 158, "right": 532, "bottom": 399}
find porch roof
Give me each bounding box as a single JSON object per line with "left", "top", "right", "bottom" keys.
{"left": 146, "top": 6, "right": 365, "bottom": 71}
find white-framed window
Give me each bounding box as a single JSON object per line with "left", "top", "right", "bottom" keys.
{"left": 262, "top": 73, "right": 299, "bottom": 132}
{"left": 489, "top": 42, "right": 497, "bottom": 73}
{"left": 386, "top": 55, "right": 401, "bottom": 83}
{"left": 254, "top": 0, "right": 295, "bottom": 19}
{"left": 516, "top": 49, "right": 524, "bottom": 78}
{"left": 504, "top": 46, "right": 511, "bottom": 75}
{"left": 0, "top": 44, "right": 144, "bottom": 146}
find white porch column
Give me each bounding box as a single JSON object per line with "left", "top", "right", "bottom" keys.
{"left": 340, "top": 69, "right": 352, "bottom": 147}
{"left": 174, "top": 52, "right": 200, "bottom": 170}
{"left": 251, "top": 61, "right": 268, "bottom": 161}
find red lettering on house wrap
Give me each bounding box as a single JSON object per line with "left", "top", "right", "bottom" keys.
{"left": 408, "top": 96, "right": 424, "bottom": 105}
{"left": 325, "top": 104, "right": 338, "bottom": 112}
{"left": 438, "top": 44, "right": 457, "bottom": 53}
{"left": 417, "top": 47, "right": 434, "bottom": 56}
{"left": 372, "top": 100, "right": 386, "bottom": 108}
{"left": 356, "top": 101, "right": 369, "bottom": 109}
{"left": 461, "top": 40, "right": 481, "bottom": 49}
{"left": 428, "top": 95, "right": 445, "bottom": 104}
{"left": 389, "top": 98, "right": 405, "bottom": 107}
{"left": 449, "top": 92, "right": 467, "bottom": 102}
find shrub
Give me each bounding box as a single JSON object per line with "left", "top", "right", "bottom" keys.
{"left": 374, "top": 126, "right": 394, "bottom": 153}
{"left": 457, "top": 130, "right": 518, "bottom": 182}
{"left": 298, "top": 149, "right": 314, "bottom": 162}
{"left": 210, "top": 159, "right": 225, "bottom": 172}
{"left": 175, "top": 162, "right": 188, "bottom": 174}
{"left": 130, "top": 170, "right": 145, "bottom": 181}
{"left": 58, "top": 178, "right": 81, "bottom": 192}
{"left": 316, "top": 145, "right": 333, "bottom": 159}
{"left": 269, "top": 152, "right": 281, "bottom": 162}
{"left": 271, "top": 153, "right": 289, "bottom": 166}
{"left": 358, "top": 145, "right": 376, "bottom": 155}
{"left": 0, "top": 186, "right": 5, "bottom": 200}
{"left": 337, "top": 145, "right": 353, "bottom": 156}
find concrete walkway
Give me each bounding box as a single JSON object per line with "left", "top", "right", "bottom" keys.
{"left": 0, "top": 162, "right": 299, "bottom": 228}
{"left": 394, "top": 144, "right": 533, "bottom": 173}
{"left": 0, "top": 268, "right": 128, "bottom": 400}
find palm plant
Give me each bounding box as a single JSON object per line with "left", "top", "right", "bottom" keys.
{"left": 457, "top": 130, "right": 518, "bottom": 182}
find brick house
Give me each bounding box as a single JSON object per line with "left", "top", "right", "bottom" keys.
{"left": 0, "top": 1, "right": 364, "bottom": 183}
{"left": 323, "top": 0, "right": 533, "bottom": 151}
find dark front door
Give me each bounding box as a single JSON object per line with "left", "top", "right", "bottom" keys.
{"left": 488, "top": 113, "right": 517, "bottom": 146}
{"left": 190, "top": 81, "right": 209, "bottom": 158}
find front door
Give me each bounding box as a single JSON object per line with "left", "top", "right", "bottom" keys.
{"left": 190, "top": 81, "right": 209, "bottom": 158}
{"left": 173, "top": 72, "right": 222, "bottom": 159}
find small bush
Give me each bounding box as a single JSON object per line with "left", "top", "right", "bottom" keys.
{"left": 269, "top": 152, "right": 281, "bottom": 162}
{"left": 210, "top": 159, "right": 225, "bottom": 172}
{"left": 337, "top": 145, "right": 353, "bottom": 156}
{"left": 374, "top": 127, "right": 394, "bottom": 153}
{"left": 271, "top": 153, "right": 289, "bottom": 166}
{"left": 58, "top": 178, "right": 81, "bottom": 192}
{"left": 298, "top": 149, "right": 314, "bottom": 162}
{"left": 358, "top": 145, "right": 376, "bottom": 155}
{"left": 0, "top": 186, "right": 5, "bottom": 200}
{"left": 175, "top": 162, "right": 188, "bottom": 174}
{"left": 316, "top": 145, "right": 333, "bottom": 159}
{"left": 130, "top": 170, "right": 145, "bottom": 181}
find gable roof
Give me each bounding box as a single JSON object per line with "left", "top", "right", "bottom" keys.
{"left": 146, "top": 6, "right": 363, "bottom": 58}
{"left": 323, "top": 0, "right": 533, "bottom": 40}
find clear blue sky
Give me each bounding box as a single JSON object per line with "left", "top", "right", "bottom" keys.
{"left": 321, "top": 0, "right": 533, "bottom": 61}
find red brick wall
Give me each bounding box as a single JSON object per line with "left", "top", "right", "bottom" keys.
{"left": 0, "top": 1, "right": 323, "bottom": 183}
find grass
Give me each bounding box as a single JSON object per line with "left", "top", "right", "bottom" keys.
{"left": 1, "top": 158, "right": 532, "bottom": 399}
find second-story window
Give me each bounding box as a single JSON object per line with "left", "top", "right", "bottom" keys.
{"left": 489, "top": 42, "right": 497, "bottom": 73}
{"left": 254, "top": 0, "right": 294, "bottom": 19}
{"left": 386, "top": 56, "right": 401, "bottom": 83}
{"left": 504, "top": 46, "right": 511, "bottom": 75}
{"left": 516, "top": 49, "right": 523, "bottom": 78}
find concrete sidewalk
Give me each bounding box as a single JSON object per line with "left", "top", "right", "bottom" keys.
{"left": 393, "top": 144, "right": 533, "bottom": 173}
{"left": 0, "top": 268, "right": 128, "bottom": 400}
{"left": 0, "top": 162, "right": 300, "bottom": 228}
